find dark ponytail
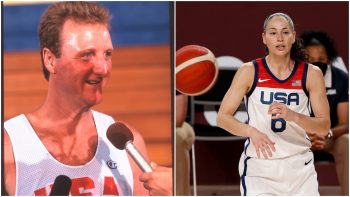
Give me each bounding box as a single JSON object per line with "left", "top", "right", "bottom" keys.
{"left": 290, "top": 38, "right": 307, "bottom": 63}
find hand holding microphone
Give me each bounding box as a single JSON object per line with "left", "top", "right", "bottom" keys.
{"left": 139, "top": 162, "right": 173, "bottom": 196}
{"left": 106, "top": 122, "right": 173, "bottom": 196}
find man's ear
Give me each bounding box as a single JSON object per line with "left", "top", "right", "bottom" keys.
{"left": 42, "top": 48, "right": 56, "bottom": 74}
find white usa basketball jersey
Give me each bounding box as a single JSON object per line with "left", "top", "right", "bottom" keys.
{"left": 244, "top": 57, "right": 312, "bottom": 159}
{"left": 4, "top": 110, "right": 133, "bottom": 196}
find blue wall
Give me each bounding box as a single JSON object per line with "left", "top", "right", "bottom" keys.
{"left": 3, "top": 1, "right": 171, "bottom": 52}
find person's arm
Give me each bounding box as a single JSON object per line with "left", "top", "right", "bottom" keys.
{"left": 310, "top": 101, "right": 349, "bottom": 149}
{"left": 4, "top": 130, "right": 16, "bottom": 196}
{"left": 268, "top": 64, "right": 330, "bottom": 136}
{"left": 127, "top": 127, "right": 150, "bottom": 195}
{"left": 332, "top": 70, "right": 350, "bottom": 138}
{"left": 139, "top": 162, "right": 173, "bottom": 196}
{"left": 176, "top": 94, "right": 188, "bottom": 127}
{"left": 217, "top": 63, "right": 276, "bottom": 159}
{"left": 332, "top": 102, "right": 349, "bottom": 139}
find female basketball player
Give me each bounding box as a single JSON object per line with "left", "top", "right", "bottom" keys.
{"left": 217, "top": 13, "right": 330, "bottom": 195}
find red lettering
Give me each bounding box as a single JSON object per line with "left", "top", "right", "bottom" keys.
{"left": 34, "top": 176, "right": 120, "bottom": 196}
{"left": 103, "top": 176, "right": 119, "bottom": 195}
{"left": 70, "top": 177, "right": 95, "bottom": 196}
{"left": 34, "top": 187, "right": 47, "bottom": 196}
{"left": 34, "top": 184, "right": 54, "bottom": 196}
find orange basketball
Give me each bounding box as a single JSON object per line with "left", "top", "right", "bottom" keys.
{"left": 176, "top": 45, "right": 218, "bottom": 96}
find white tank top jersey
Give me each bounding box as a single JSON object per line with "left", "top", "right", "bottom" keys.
{"left": 243, "top": 57, "right": 312, "bottom": 159}
{"left": 4, "top": 110, "right": 134, "bottom": 196}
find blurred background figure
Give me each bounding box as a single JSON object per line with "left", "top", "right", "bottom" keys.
{"left": 176, "top": 93, "right": 195, "bottom": 195}
{"left": 301, "top": 31, "right": 349, "bottom": 196}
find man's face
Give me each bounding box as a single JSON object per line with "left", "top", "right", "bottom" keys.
{"left": 52, "top": 19, "right": 113, "bottom": 107}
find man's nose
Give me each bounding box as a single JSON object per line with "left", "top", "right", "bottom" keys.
{"left": 93, "top": 58, "right": 109, "bottom": 76}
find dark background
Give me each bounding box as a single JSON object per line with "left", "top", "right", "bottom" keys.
{"left": 176, "top": 2, "right": 348, "bottom": 66}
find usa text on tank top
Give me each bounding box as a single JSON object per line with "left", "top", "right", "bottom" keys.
{"left": 244, "top": 57, "right": 312, "bottom": 159}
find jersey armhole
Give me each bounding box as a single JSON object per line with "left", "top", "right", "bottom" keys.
{"left": 4, "top": 122, "right": 20, "bottom": 196}
{"left": 302, "top": 62, "right": 309, "bottom": 97}
{"left": 246, "top": 59, "right": 259, "bottom": 97}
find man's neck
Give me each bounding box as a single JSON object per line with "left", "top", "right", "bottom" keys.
{"left": 27, "top": 95, "right": 94, "bottom": 136}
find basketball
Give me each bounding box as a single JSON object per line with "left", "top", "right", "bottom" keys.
{"left": 176, "top": 45, "right": 218, "bottom": 96}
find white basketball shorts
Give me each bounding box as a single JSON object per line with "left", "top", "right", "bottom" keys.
{"left": 238, "top": 150, "right": 319, "bottom": 196}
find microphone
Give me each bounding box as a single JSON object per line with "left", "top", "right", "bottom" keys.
{"left": 107, "top": 122, "right": 153, "bottom": 173}
{"left": 49, "top": 175, "right": 72, "bottom": 196}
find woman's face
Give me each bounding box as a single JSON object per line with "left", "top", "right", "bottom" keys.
{"left": 262, "top": 16, "right": 296, "bottom": 57}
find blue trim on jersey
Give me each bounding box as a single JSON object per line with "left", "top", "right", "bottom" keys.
{"left": 245, "top": 60, "right": 255, "bottom": 126}
{"left": 262, "top": 56, "right": 299, "bottom": 83}
{"left": 245, "top": 97, "right": 250, "bottom": 124}
{"left": 241, "top": 156, "right": 251, "bottom": 196}
{"left": 302, "top": 63, "right": 312, "bottom": 116}
{"left": 306, "top": 94, "right": 313, "bottom": 117}
{"left": 302, "top": 62, "right": 309, "bottom": 97}
{"left": 244, "top": 138, "right": 251, "bottom": 155}
{"left": 241, "top": 138, "right": 251, "bottom": 195}
{"left": 246, "top": 60, "right": 259, "bottom": 97}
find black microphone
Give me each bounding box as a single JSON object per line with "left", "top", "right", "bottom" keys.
{"left": 107, "top": 122, "right": 153, "bottom": 173}
{"left": 49, "top": 175, "right": 72, "bottom": 196}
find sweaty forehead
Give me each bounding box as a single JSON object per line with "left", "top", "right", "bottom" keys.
{"left": 60, "top": 19, "right": 112, "bottom": 51}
